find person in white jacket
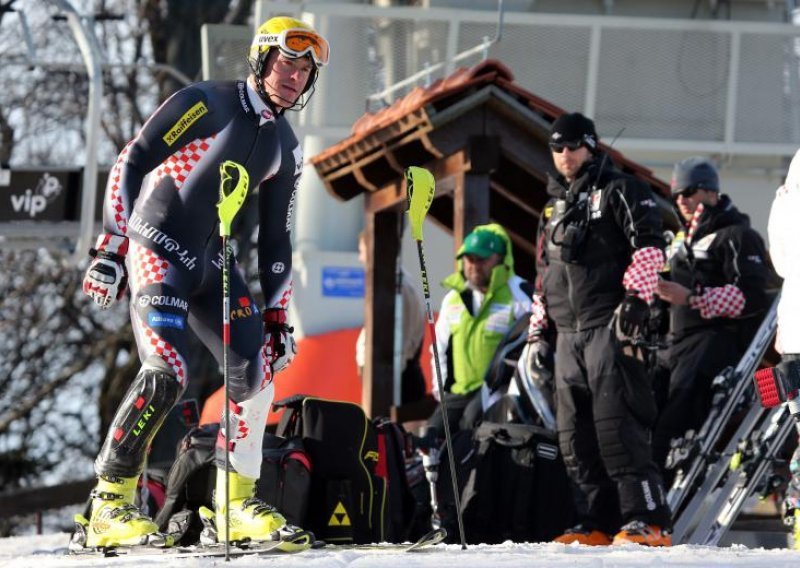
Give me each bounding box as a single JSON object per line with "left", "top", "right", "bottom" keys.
{"left": 769, "top": 150, "right": 800, "bottom": 357}
{"left": 769, "top": 150, "right": 800, "bottom": 548}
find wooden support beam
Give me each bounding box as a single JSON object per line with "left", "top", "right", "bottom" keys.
{"left": 364, "top": 179, "right": 404, "bottom": 214}
{"left": 361, "top": 204, "right": 401, "bottom": 418}
{"left": 491, "top": 181, "right": 538, "bottom": 218}
{"left": 453, "top": 170, "right": 490, "bottom": 249}
{"left": 452, "top": 140, "right": 497, "bottom": 250}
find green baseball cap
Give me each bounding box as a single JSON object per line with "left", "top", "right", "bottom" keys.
{"left": 457, "top": 230, "right": 506, "bottom": 259}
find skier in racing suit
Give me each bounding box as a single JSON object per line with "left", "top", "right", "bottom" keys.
{"left": 79, "top": 17, "right": 330, "bottom": 549}
{"left": 528, "top": 112, "right": 671, "bottom": 546}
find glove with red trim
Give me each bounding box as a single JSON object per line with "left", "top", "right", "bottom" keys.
{"left": 82, "top": 234, "right": 129, "bottom": 310}
{"left": 263, "top": 308, "right": 297, "bottom": 373}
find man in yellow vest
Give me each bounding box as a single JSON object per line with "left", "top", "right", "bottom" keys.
{"left": 425, "top": 223, "right": 532, "bottom": 439}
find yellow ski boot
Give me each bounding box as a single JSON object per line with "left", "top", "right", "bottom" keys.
{"left": 793, "top": 509, "right": 800, "bottom": 550}
{"left": 199, "top": 468, "right": 312, "bottom": 552}
{"left": 83, "top": 475, "right": 172, "bottom": 549}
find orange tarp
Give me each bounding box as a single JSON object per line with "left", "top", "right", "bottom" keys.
{"left": 200, "top": 326, "right": 433, "bottom": 426}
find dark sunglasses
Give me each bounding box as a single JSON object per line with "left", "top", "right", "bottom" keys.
{"left": 674, "top": 187, "right": 700, "bottom": 199}
{"left": 549, "top": 140, "right": 584, "bottom": 153}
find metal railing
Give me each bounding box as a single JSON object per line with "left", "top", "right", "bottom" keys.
{"left": 238, "top": 1, "right": 800, "bottom": 157}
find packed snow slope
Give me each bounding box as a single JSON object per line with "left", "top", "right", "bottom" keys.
{"left": 3, "top": 533, "right": 800, "bottom": 567}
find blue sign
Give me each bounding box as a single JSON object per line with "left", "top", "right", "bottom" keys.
{"left": 321, "top": 266, "right": 365, "bottom": 298}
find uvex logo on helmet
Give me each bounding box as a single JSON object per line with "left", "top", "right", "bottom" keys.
{"left": 259, "top": 34, "right": 281, "bottom": 45}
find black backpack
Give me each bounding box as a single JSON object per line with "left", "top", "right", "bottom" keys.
{"left": 154, "top": 423, "right": 312, "bottom": 545}
{"left": 436, "top": 421, "right": 575, "bottom": 544}
{"left": 373, "top": 416, "right": 423, "bottom": 543}
{"left": 274, "top": 395, "right": 416, "bottom": 544}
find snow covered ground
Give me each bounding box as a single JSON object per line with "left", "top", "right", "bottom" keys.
{"left": 4, "top": 532, "right": 800, "bottom": 568}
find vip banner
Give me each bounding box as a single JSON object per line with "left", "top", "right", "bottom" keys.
{"left": 0, "top": 169, "right": 81, "bottom": 222}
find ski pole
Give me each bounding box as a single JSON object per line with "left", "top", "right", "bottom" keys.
{"left": 217, "top": 160, "right": 250, "bottom": 562}
{"left": 405, "top": 166, "right": 467, "bottom": 550}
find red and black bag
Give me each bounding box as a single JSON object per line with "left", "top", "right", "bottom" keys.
{"left": 154, "top": 423, "right": 311, "bottom": 545}
{"left": 274, "top": 395, "right": 416, "bottom": 544}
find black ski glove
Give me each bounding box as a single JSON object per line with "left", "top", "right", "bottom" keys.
{"left": 616, "top": 292, "right": 649, "bottom": 341}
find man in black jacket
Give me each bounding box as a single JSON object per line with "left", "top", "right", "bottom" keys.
{"left": 653, "top": 157, "right": 775, "bottom": 482}
{"left": 528, "top": 113, "right": 671, "bottom": 546}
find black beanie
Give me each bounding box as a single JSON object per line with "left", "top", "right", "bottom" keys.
{"left": 550, "top": 112, "right": 598, "bottom": 152}
{"left": 671, "top": 157, "right": 719, "bottom": 196}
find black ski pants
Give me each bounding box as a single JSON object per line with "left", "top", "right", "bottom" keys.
{"left": 555, "top": 326, "right": 670, "bottom": 532}
{"left": 652, "top": 327, "right": 742, "bottom": 485}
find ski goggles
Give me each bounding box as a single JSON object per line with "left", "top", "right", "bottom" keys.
{"left": 253, "top": 28, "right": 330, "bottom": 67}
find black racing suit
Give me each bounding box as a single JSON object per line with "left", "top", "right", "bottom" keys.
{"left": 653, "top": 195, "right": 776, "bottom": 479}
{"left": 95, "top": 79, "right": 302, "bottom": 479}
{"left": 537, "top": 154, "right": 670, "bottom": 532}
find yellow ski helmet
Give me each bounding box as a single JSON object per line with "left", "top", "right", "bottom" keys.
{"left": 247, "top": 16, "right": 330, "bottom": 110}
{"left": 249, "top": 17, "right": 329, "bottom": 69}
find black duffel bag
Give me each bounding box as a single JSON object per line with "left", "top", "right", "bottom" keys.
{"left": 436, "top": 421, "right": 575, "bottom": 544}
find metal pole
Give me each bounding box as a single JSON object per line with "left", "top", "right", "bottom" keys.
{"left": 48, "top": 0, "right": 103, "bottom": 264}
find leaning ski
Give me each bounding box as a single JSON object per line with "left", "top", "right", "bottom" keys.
{"left": 331, "top": 528, "right": 448, "bottom": 553}
{"left": 687, "top": 404, "right": 795, "bottom": 546}
{"left": 405, "top": 527, "right": 447, "bottom": 551}
{"left": 667, "top": 295, "right": 779, "bottom": 530}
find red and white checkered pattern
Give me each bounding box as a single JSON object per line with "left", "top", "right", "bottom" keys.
{"left": 139, "top": 316, "right": 187, "bottom": 387}
{"left": 129, "top": 241, "right": 169, "bottom": 288}
{"left": 686, "top": 203, "right": 705, "bottom": 245}
{"left": 268, "top": 279, "right": 293, "bottom": 310}
{"left": 622, "top": 246, "right": 664, "bottom": 303}
{"left": 152, "top": 136, "right": 215, "bottom": 191}
{"left": 94, "top": 233, "right": 129, "bottom": 256}
{"left": 108, "top": 141, "right": 134, "bottom": 234}
{"left": 528, "top": 294, "right": 548, "bottom": 338}
{"left": 689, "top": 284, "right": 746, "bottom": 319}
{"left": 260, "top": 344, "right": 274, "bottom": 389}
{"left": 262, "top": 328, "right": 296, "bottom": 373}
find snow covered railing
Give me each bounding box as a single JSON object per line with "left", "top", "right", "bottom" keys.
{"left": 0, "top": 477, "right": 94, "bottom": 533}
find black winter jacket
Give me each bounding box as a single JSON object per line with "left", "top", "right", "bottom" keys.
{"left": 536, "top": 154, "right": 665, "bottom": 332}
{"left": 667, "top": 195, "right": 776, "bottom": 337}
